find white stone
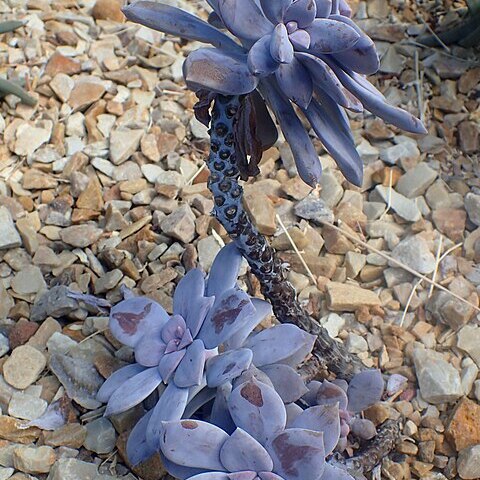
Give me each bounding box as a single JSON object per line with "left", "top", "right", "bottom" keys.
{"left": 141, "top": 164, "right": 165, "bottom": 183}
{"left": 50, "top": 73, "right": 74, "bottom": 102}
{"left": 109, "top": 129, "right": 144, "bottom": 165}
{"left": 0, "top": 207, "right": 21, "bottom": 250}
{"left": 14, "top": 123, "right": 51, "bottom": 156}
{"left": 320, "top": 313, "right": 345, "bottom": 338}
{"left": 8, "top": 392, "right": 47, "bottom": 420}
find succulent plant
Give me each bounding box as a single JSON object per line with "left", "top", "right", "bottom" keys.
{"left": 97, "top": 244, "right": 316, "bottom": 464}
{"left": 123, "top": 0, "right": 426, "bottom": 188}
{"left": 303, "top": 370, "right": 384, "bottom": 450}
{"left": 159, "top": 378, "right": 355, "bottom": 480}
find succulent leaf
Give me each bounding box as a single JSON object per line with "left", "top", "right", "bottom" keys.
{"left": 260, "top": 0, "right": 293, "bottom": 23}
{"left": 284, "top": 0, "right": 317, "bottom": 28}
{"left": 126, "top": 410, "right": 156, "bottom": 466}
{"left": 248, "top": 35, "right": 280, "bottom": 76}
{"left": 275, "top": 58, "right": 313, "bottom": 108}
{"left": 321, "top": 463, "right": 355, "bottom": 480}
{"left": 347, "top": 370, "right": 384, "bottom": 413}
{"left": 314, "top": 0, "right": 333, "bottom": 17}
{"left": 206, "top": 348, "right": 254, "bottom": 388}
{"left": 260, "top": 364, "right": 308, "bottom": 404}
{"left": 307, "top": 18, "right": 360, "bottom": 54}
{"left": 174, "top": 339, "right": 207, "bottom": 388}
{"left": 206, "top": 242, "right": 243, "bottom": 298}
{"left": 270, "top": 24, "right": 295, "bottom": 64}
{"left": 97, "top": 363, "right": 147, "bottom": 403}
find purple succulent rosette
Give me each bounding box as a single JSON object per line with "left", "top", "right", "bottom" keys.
{"left": 123, "top": 0, "right": 426, "bottom": 187}
{"left": 159, "top": 379, "right": 355, "bottom": 480}
{"left": 97, "top": 244, "right": 316, "bottom": 464}
{"left": 303, "top": 370, "right": 384, "bottom": 450}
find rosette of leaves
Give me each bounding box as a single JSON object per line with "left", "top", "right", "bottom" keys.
{"left": 97, "top": 244, "right": 316, "bottom": 464}
{"left": 158, "top": 378, "right": 355, "bottom": 480}
{"left": 123, "top": 0, "right": 426, "bottom": 187}
{"left": 303, "top": 370, "right": 384, "bottom": 450}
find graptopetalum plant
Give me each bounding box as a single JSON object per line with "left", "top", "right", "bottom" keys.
{"left": 98, "top": 246, "right": 387, "bottom": 479}
{"left": 122, "top": 0, "right": 426, "bottom": 381}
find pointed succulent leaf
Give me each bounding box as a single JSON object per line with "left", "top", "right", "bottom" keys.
{"left": 307, "top": 18, "right": 360, "bottom": 54}
{"left": 260, "top": 0, "right": 292, "bottom": 23}
{"left": 183, "top": 387, "right": 217, "bottom": 419}
{"left": 233, "top": 365, "right": 274, "bottom": 391}
{"left": 217, "top": 0, "right": 273, "bottom": 41}
{"left": 206, "top": 243, "right": 242, "bottom": 298}
{"left": 285, "top": 402, "right": 304, "bottom": 427}
{"left": 224, "top": 298, "right": 272, "bottom": 350}
{"left": 297, "top": 53, "right": 362, "bottom": 111}
{"left": 126, "top": 410, "right": 156, "bottom": 466}
{"left": 134, "top": 333, "right": 166, "bottom": 367}
{"left": 328, "top": 63, "right": 427, "bottom": 134}
{"left": 304, "top": 95, "right": 363, "bottom": 187}
{"left": 211, "top": 383, "right": 236, "bottom": 433}
{"left": 228, "top": 379, "right": 286, "bottom": 445}
{"left": 291, "top": 404, "right": 340, "bottom": 454}
{"left": 289, "top": 29, "right": 311, "bottom": 49}
{"left": 188, "top": 474, "right": 229, "bottom": 480}
{"left": 350, "top": 418, "right": 377, "bottom": 440}
{"left": 248, "top": 35, "right": 279, "bottom": 76}
{"left": 245, "top": 323, "right": 316, "bottom": 367}
{"left": 160, "top": 419, "right": 228, "bottom": 471}
{"left": 303, "top": 380, "right": 322, "bottom": 406}
{"left": 184, "top": 48, "right": 258, "bottom": 96}
{"left": 259, "top": 82, "right": 322, "bottom": 187}
{"left": 228, "top": 473, "right": 257, "bottom": 480}
{"left": 315, "top": 380, "right": 348, "bottom": 410}
{"left": 276, "top": 58, "right": 313, "bottom": 108}
{"left": 321, "top": 463, "right": 355, "bottom": 480}
{"left": 206, "top": 348, "right": 253, "bottom": 388}
{"left": 268, "top": 428, "right": 326, "bottom": 480}
{"left": 314, "top": 0, "right": 332, "bottom": 17}
{"left": 174, "top": 339, "right": 207, "bottom": 388}
{"left": 284, "top": 0, "right": 317, "bottom": 28}
{"left": 258, "top": 474, "right": 285, "bottom": 480}
{"left": 161, "top": 451, "right": 207, "bottom": 480}
{"left": 110, "top": 297, "right": 168, "bottom": 348}
{"left": 220, "top": 427, "right": 274, "bottom": 472}
{"left": 146, "top": 382, "right": 190, "bottom": 449}
{"left": 97, "top": 363, "right": 147, "bottom": 403}
{"left": 158, "top": 349, "right": 186, "bottom": 383}
{"left": 198, "top": 287, "right": 256, "bottom": 349}
{"left": 260, "top": 364, "right": 308, "bottom": 404}
{"left": 270, "top": 24, "right": 294, "bottom": 64}
{"left": 105, "top": 367, "right": 162, "bottom": 416}
{"left": 347, "top": 370, "right": 384, "bottom": 413}
{"left": 161, "top": 315, "right": 187, "bottom": 343}
{"left": 122, "top": 1, "right": 241, "bottom": 52}
{"left": 250, "top": 90, "right": 279, "bottom": 150}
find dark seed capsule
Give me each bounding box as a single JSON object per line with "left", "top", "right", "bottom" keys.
{"left": 261, "top": 249, "right": 272, "bottom": 262}
{"left": 211, "top": 141, "right": 220, "bottom": 153}
{"left": 219, "top": 149, "right": 231, "bottom": 160}
{"left": 213, "top": 161, "right": 225, "bottom": 171}
{"left": 215, "top": 196, "right": 225, "bottom": 207}
{"left": 226, "top": 105, "right": 238, "bottom": 118}
{"left": 231, "top": 187, "right": 241, "bottom": 198}
{"left": 225, "top": 168, "right": 237, "bottom": 177}
{"left": 215, "top": 123, "right": 228, "bottom": 137}
{"left": 246, "top": 234, "right": 257, "bottom": 246}
{"left": 210, "top": 173, "right": 220, "bottom": 182}
{"left": 219, "top": 180, "right": 231, "bottom": 193}
{"left": 225, "top": 206, "right": 237, "bottom": 219}
{"left": 225, "top": 133, "right": 234, "bottom": 146}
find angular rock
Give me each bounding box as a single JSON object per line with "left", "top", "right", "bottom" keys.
{"left": 197, "top": 236, "right": 221, "bottom": 272}
{"left": 47, "top": 458, "right": 114, "bottom": 480}
{"left": 42, "top": 423, "right": 87, "bottom": 449}
{"left": 83, "top": 418, "right": 116, "bottom": 454}
{"left": 372, "top": 185, "right": 421, "bottom": 222}
{"left": 432, "top": 208, "right": 467, "bottom": 242}
{"left": 13, "top": 446, "right": 55, "bottom": 474}
{"left": 92, "top": 0, "right": 124, "bottom": 22}
{"left": 0, "top": 416, "right": 39, "bottom": 444}
{"left": 391, "top": 235, "right": 436, "bottom": 274}
{"left": 457, "top": 444, "right": 480, "bottom": 480}
{"left": 8, "top": 392, "right": 47, "bottom": 421}
{"left": 60, "top": 225, "right": 102, "bottom": 248}
{"left": 68, "top": 82, "right": 106, "bottom": 111}
{"left": 413, "top": 348, "right": 462, "bottom": 404}
{"left": 326, "top": 282, "right": 381, "bottom": 312}
{"left": 110, "top": 129, "right": 143, "bottom": 165}
{"left": 294, "top": 195, "right": 334, "bottom": 224}
{"left": 457, "top": 325, "right": 480, "bottom": 367}
{"left": 3, "top": 346, "right": 47, "bottom": 390}
{"left": 11, "top": 266, "right": 46, "bottom": 295}
{"left": 244, "top": 192, "right": 276, "bottom": 236}
{"left": 396, "top": 163, "right": 438, "bottom": 198}
{"left": 160, "top": 204, "right": 196, "bottom": 244}
{"left": 446, "top": 397, "right": 480, "bottom": 452}
{"left": 0, "top": 207, "right": 21, "bottom": 250}
{"left": 465, "top": 193, "right": 480, "bottom": 227}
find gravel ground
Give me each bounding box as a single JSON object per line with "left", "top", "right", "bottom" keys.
{"left": 0, "top": 0, "right": 479, "bottom": 478}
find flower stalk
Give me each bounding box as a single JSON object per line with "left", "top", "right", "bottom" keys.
{"left": 207, "top": 94, "right": 364, "bottom": 380}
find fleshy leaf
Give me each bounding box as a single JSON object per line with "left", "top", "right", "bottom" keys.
{"left": 105, "top": 367, "right": 162, "bottom": 416}
{"left": 350, "top": 418, "right": 377, "bottom": 440}
{"left": 206, "top": 348, "right": 253, "bottom": 388}
{"left": 297, "top": 53, "right": 362, "bottom": 112}
{"left": 259, "top": 474, "right": 284, "bottom": 480}
{"left": 206, "top": 243, "right": 242, "bottom": 298}
{"left": 220, "top": 428, "right": 274, "bottom": 472}
{"left": 285, "top": 402, "right": 303, "bottom": 427}
{"left": 134, "top": 332, "right": 166, "bottom": 367}
{"left": 158, "top": 349, "right": 186, "bottom": 383}
{"left": 245, "top": 324, "right": 316, "bottom": 367}
{"left": 110, "top": 297, "right": 168, "bottom": 348}
{"left": 184, "top": 48, "right": 258, "bottom": 96}
{"left": 347, "top": 370, "right": 384, "bottom": 413}
{"left": 270, "top": 24, "right": 294, "bottom": 64}
{"left": 183, "top": 387, "right": 216, "bottom": 419}
{"left": 327, "top": 62, "right": 427, "bottom": 134}
{"left": 198, "top": 287, "right": 256, "bottom": 349}
{"left": 260, "top": 364, "right": 308, "bottom": 404}
{"left": 210, "top": 383, "right": 236, "bottom": 433}
{"left": 260, "top": 0, "right": 292, "bottom": 23}
{"left": 268, "top": 428, "right": 325, "bottom": 480}
{"left": 289, "top": 29, "right": 311, "bottom": 49}
{"left": 217, "top": 0, "right": 273, "bottom": 41}
{"left": 248, "top": 35, "right": 279, "bottom": 76}
{"left": 276, "top": 58, "right": 313, "bottom": 108}
{"left": 126, "top": 410, "right": 156, "bottom": 466}
{"left": 284, "top": 0, "right": 317, "bottom": 28}
{"left": 307, "top": 18, "right": 360, "bottom": 54}
{"left": 304, "top": 94, "right": 363, "bottom": 187}
{"left": 259, "top": 82, "right": 322, "bottom": 187}
{"left": 315, "top": 380, "right": 348, "bottom": 410}
{"left": 174, "top": 339, "right": 207, "bottom": 388}
{"left": 146, "top": 382, "right": 190, "bottom": 449}
{"left": 251, "top": 90, "right": 279, "bottom": 150}
{"left": 338, "top": 0, "right": 352, "bottom": 16}
{"left": 314, "top": 0, "right": 332, "bottom": 17}
{"left": 188, "top": 474, "right": 229, "bottom": 480}
{"left": 161, "top": 315, "right": 187, "bottom": 344}
{"left": 228, "top": 379, "right": 286, "bottom": 445}
{"left": 97, "top": 363, "right": 147, "bottom": 403}
{"left": 160, "top": 420, "right": 228, "bottom": 471}
{"left": 224, "top": 298, "right": 272, "bottom": 350}
{"left": 122, "top": 1, "right": 241, "bottom": 52}
{"left": 161, "top": 452, "right": 207, "bottom": 480}
{"left": 321, "top": 463, "right": 355, "bottom": 480}
{"left": 291, "top": 404, "right": 340, "bottom": 454}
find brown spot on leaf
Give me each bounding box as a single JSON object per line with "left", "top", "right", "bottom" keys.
{"left": 112, "top": 303, "right": 152, "bottom": 335}
{"left": 181, "top": 420, "right": 198, "bottom": 430}
{"left": 240, "top": 382, "right": 264, "bottom": 407}
{"left": 211, "top": 296, "right": 249, "bottom": 334}
{"left": 222, "top": 363, "right": 236, "bottom": 375}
